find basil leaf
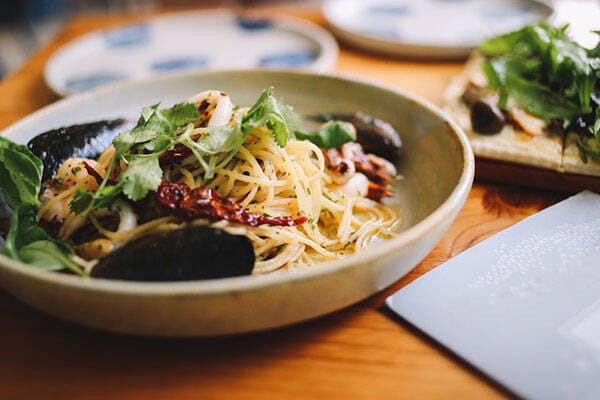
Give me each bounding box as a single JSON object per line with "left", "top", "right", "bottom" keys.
{"left": 19, "top": 241, "right": 76, "bottom": 271}
{"left": 296, "top": 121, "right": 356, "bottom": 148}
{"left": 0, "top": 137, "right": 43, "bottom": 209}
{"left": 4, "top": 203, "right": 86, "bottom": 276}
{"left": 5, "top": 203, "right": 50, "bottom": 257}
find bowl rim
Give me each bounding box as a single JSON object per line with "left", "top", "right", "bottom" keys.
{"left": 0, "top": 68, "right": 474, "bottom": 296}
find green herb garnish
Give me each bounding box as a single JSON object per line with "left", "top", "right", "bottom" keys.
{"left": 0, "top": 88, "right": 300, "bottom": 275}
{"left": 295, "top": 121, "right": 356, "bottom": 148}
{"left": 479, "top": 23, "right": 600, "bottom": 159}
{"left": 71, "top": 87, "right": 299, "bottom": 214}
{"left": 0, "top": 138, "right": 85, "bottom": 275}
{"left": 241, "top": 87, "right": 300, "bottom": 147}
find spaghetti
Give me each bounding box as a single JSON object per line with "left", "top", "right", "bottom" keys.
{"left": 37, "top": 89, "right": 401, "bottom": 275}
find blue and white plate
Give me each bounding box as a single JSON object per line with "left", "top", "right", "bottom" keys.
{"left": 323, "top": 0, "right": 553, "bottom": 59}
{"left": 45, "top": 10, "right": 339, "bottom": 96}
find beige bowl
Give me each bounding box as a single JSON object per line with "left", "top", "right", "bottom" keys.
{"left": 0, "top": 70, "right": 473, "bottom": 336}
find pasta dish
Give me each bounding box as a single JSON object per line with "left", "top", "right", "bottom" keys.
{"left": 1, "top": 88, "right": 402, "bottom": 281}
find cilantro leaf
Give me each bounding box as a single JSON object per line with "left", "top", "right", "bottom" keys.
{"left": 114, "top": 101, "right": 199, "bottom": 158}
{"left": 120, "top": 156, "right": 162, "bottom": 201}
{"left": 112, "top": 130, "right": 136, "bottom": 155}
{"left": 160, "top": 102, "right": 200, "bottom": 130}
{"left": 193, "top": 118, "right": 244, "bottom": 155}
{"left": 296, "top": 121, "right": 356, "bottom": 148}
{"left": 107, "top": 101, "right": 199, "bottom": 205}
{"left": 242, "top": 87, "right": 300, "bottom": 147}
{"left": 137, "top": 103, "right": 160, "bottom": 126}
{"left": 69, "top": 183, "right": 123, "bottom": 215}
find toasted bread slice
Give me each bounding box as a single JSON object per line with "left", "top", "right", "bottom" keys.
{"left": 563, "top": 133, "right": 600, "bottom": 176}
{"left": 443, "top": 53, "right": 564, "bottom": 172}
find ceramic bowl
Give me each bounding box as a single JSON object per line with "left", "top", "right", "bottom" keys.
{"left": 0, "top": 70, "right": 474, "bottom": 336}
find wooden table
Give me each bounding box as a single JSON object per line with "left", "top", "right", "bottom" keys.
{"left": 0, "top": 7, "right": 567, "bottom": 400}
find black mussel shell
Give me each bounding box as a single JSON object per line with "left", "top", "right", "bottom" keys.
{"left": 313, "top": 112, "right": 402, "bottom": 161}
{"left": 91, "top": 226, "right": 255, "bottom": 282}
{"left": 27, "top": 119, "right": 132, "bottom": 181}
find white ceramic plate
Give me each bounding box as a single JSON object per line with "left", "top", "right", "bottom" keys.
{"left": 0, "top": 70, "right": 473, "bottom": 336}
{"left": 44, "top": 10, "right": 338, "bottom": 96}
{"left": 323, "top": 0, "right": 553, "bottom": 59}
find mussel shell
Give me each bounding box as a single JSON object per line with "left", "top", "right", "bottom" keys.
{"left": 27, "top": 119, "right": 131, "bottom": 181}
{"left": 314, "top": 112, "right": 402, "bottom": 161}
{"left": 91, "top": 226, "right": 255, "bottom": 281}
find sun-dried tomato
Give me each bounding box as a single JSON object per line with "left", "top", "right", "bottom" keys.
{"left": 156, "top": 182, "right": 307, "bottom": 227}
{"left": 159, "top": 144, "right": 192, "bottom": 165}
{"left": 156, "top": 181, "right": 191, "bottom": 210}
{"left": 82, "top": 161, "right": 104, "bottom": 185}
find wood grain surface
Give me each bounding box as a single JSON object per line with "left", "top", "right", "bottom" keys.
{"left": 0, "top": 6, "right": 569, "bottom": 400}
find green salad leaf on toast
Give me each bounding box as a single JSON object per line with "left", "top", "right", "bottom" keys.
{"left": 479, "top": 23, "right": 600, "bottom": 160}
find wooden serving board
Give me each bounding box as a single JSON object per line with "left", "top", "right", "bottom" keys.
{"left": 476, "top": 157, "right": 600, "bottom": 193}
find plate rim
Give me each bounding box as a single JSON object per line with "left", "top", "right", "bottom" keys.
{"left": 0, "top": 67, "right": 474, "bottom": 297}
{"left": 322, "top": 0, "right": 554, "bottom": 59}
{"left": 44, "top": 9, "right": 340, "bottom": 97}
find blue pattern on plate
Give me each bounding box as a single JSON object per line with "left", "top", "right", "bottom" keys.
{"left": 151, "top": 56, "right": 209, "bottom": 72}
{"left": 362, "top": 28, "right": 402, "bottom": 40}
{"left": 259, "top": 50, "right": 318, "bottom": 67}
{"left": 236, "top": 16, "right": 272, "bottom": 31}
{"left": 480, "top": 5, "right": 530, "bottom": 19}
{"left": 366, "top": 5, "right": 409, "bottom": 16}
{"left": 65, "top": 72, "right": 129, "bottom": 93}
{"left": 103, "top": 24, "right": 150, "bottom": 48}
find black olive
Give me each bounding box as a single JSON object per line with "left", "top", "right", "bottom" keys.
{"left": 91, "top": 226, "right": 255, "bottom": 281}
{"left": 470, "top": 99, "right": 505, "bottom": 134}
